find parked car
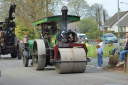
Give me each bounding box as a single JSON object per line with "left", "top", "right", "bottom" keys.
{"left": 77, "top": 33, "right": 88, "bottom": 42}
{"left": 120, "top": 35, "right": 127, "bottom": 45}
{"left": 101, "top": 33, "right": 118, "bottom": 44}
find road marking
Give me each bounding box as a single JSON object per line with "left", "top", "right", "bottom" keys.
{"left": 86, "top": 65, "right": 103, "bottom": 70}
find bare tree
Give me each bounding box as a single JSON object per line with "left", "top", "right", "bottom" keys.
{"left": 88, "top": 3, "right": 109, "bottom": 22}
{"left": 67, "top": 0, "right": 89, "bottom": 18}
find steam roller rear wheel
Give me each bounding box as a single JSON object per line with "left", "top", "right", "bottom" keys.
{"left": 55, "top": 48, "right": 86, "bottom": 74}
{"left": 32, "top": 39, "right": 46, "bottom": 70}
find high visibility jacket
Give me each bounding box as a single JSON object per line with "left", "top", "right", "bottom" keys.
{"left": 81, "top": 41, "right": 89, "bottom": 51}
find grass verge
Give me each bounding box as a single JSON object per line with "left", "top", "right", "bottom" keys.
{"left": 87, "top": 45, "right": 116, "bottom": 58}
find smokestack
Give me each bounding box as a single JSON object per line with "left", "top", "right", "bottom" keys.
{"left": 61, "top": 6, "right": 68, "bottom": 32}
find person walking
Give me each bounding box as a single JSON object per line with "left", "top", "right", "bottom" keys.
{"left": 116, "top": 33, "right": 128, "bottom": 66}
{"left": 95, "top": 45, "right": 103, "bottom": 69}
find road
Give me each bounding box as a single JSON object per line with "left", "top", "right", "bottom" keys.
{"left": 0, "top": 55, "right": 128, "bottom": 85}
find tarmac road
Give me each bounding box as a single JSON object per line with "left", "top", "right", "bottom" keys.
{"left": 0, "top": 54, "right": 128, "bottom": 85}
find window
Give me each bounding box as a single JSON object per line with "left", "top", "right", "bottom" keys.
{"left": 105, "top": 34, "right": 115, "bottom": 37}
{"left": 123, "top": 26, "right": 126, "bottom": 32}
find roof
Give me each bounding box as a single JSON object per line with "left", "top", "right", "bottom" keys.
{"left": 33, "top": 15, "right": 80, "bottom": 25}
{"left": 104, "top": 11, "right": 128, "bottom": 27}
{"left": 120, "top": 15, "right": 128, "bottom": 26}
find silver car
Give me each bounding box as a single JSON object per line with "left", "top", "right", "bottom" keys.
{"left": 120, "top": 35, "right": 127, "bottom": 45}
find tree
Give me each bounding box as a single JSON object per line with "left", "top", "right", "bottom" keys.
{"left": 67, "top": 0, "right": 89, "bottom": 18}
{"left": 0, "top": 0, "right": 14, "bottom": 21}
{"left": 87, "top": 3, "right": 108, "bottom": 37}
{"left": 0, "top": 0, "right": 61, "bottom": 35}
{"left": 78, "top": 17, "right": 98, "bottom": 33}
{"left": 15, "top": 19, "right": 35, "bottom": 40}
{"left": 88, "top": 3, "right": 108, "bottom": 22}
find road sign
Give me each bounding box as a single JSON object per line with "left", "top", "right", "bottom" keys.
{"left": 101, "top": 11, "right": 104, "bottom": 25}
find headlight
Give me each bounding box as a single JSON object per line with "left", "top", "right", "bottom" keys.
{"left": 85, "top": 38, "right": 88, "bottom": 39}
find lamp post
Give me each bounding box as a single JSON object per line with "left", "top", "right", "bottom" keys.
{"left": 118, "top": 0, "right": 121, "bottom": 51}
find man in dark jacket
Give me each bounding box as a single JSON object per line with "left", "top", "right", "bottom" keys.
{"left": 41, "top": 24, "right": 50, "bottom": 39}
{"left": 116, "top": 33, "right": 128, "bottom": 66}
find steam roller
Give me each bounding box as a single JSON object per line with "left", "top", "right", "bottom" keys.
{"left": 22, "top": 6, "right": 91, "bottom": 74}
{"left": 55, "top": 48, "right": 86, "bottom": 73}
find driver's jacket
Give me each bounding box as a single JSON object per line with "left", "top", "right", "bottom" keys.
{"left": 40, "top": 28, "right": 50, "bottom": 37}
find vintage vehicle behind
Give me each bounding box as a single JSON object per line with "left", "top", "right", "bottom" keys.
{"left": 0, "top": 4, "right": 21, "bottom": 59}
{"left": 22, "top": 6, "right": 90, "bottom": 74}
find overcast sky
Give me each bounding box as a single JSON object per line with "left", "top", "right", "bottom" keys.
{"left": 87, "top": 0, "right": 128, "bottom": 17}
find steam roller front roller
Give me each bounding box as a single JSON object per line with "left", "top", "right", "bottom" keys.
{"left": 32, "top": 39, "right": 46, "bottom": 70}
{"left": 55, "top": 48, "right": 86, "bottom": 74}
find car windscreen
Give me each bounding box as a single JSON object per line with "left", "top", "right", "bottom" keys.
{"left": 105, "top": 34, "right": 115, "bottom": 37}
{"left": 81, "top": 35, "right": 87, "bottom": 38}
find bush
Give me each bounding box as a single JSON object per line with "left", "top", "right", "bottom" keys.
{"left": 107, "top": 43, "right": 113, "bottom": 47}
{"left": 86, "top": 33, "right": 90, "bottom": 39}
{"left": 108, "top": 55, "right": 119, "bottom": 66}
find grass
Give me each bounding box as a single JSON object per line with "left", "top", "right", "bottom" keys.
{"left": 87, "top": 45, "right": 116, "bottom": 58}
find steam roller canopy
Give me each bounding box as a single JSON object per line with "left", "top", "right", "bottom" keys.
{"left": 55, "top": 48, "right": 86, "bottom": 74}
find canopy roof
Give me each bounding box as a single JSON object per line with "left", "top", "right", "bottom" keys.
{"left": 33, "top": 15, "right": 80, "bottom": 25}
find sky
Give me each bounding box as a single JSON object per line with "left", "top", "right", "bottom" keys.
{"left": 86, "top": 0, "right": 128, "bottom": 17}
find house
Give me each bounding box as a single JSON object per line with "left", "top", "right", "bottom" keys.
{"left": 104, "top": 11, "right": 128, "bottom": 32}
{"left": 119, "top": 15, "right": 128, "bottom": 32}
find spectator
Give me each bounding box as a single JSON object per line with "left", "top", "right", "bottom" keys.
{"left": 81, "top": 38, "right": 89, "bottom": 56}
{"left": 97, "top": 38, "right": 104, "bottom": 63}
{"left": 78, "top": 36, "right": 82, "bottom": 43}
{"left": 97, "top": 38, "right": 104, "bottom": 51}
{"left": 23, "top": 35, "right": 28, "bottom": 43}
{"left": 116, "top": 33, "right": 128, "bottom": 66}
{"left": 95, "top": 45, "right": 103, "bottom": 69}
{"left": 20, "top": 40, "right": 23, "bottom": 44}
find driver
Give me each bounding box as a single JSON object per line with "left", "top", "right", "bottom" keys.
{"left": 41, "top": 24, "right": 50, "bottom": 39}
